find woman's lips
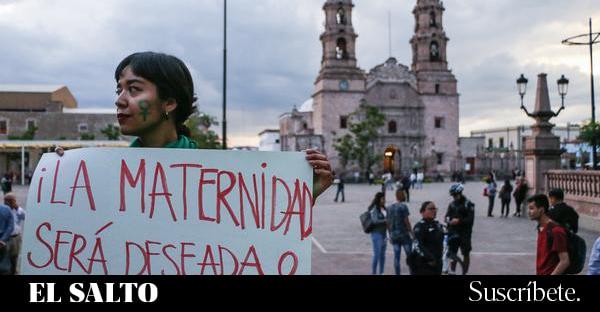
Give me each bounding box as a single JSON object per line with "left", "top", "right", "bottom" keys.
{"left": 117, "top": 113, "right": 131, "bottom": 123}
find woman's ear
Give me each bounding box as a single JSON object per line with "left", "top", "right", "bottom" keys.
{"left": 164, "top": 98, "right": 178, "bottom": 115}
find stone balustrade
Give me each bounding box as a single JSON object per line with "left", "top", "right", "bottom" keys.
{"left": 546, "top": 170, "right": 600, "bottom": 219}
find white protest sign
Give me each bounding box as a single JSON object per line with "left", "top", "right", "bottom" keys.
{"left": 21, "top": 148, "right": 313, "bottom": 275}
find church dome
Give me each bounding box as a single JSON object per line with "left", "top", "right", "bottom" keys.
{"left": 297, "top": 98, "right": 313, "bottom": 113}
{"left": 366, "top": 57, "right": 417, "bottom": 89}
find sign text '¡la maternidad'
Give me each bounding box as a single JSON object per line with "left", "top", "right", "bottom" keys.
{"left": 29, "top": 282, "right": 158, "bottom": 303}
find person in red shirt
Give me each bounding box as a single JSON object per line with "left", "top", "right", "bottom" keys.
{"left": 527, "top": 194, "right": 570, "bottom": 275}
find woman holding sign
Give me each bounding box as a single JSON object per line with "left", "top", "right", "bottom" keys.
{"left": 57, "top": 52, "right": 333, "bottom": 199}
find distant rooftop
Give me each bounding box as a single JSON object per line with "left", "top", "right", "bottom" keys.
{"left": 0, "top": 84, "right": 65, "bottom": 93}
{"left": 63, "top": 108, "right": 115, "bottom": 115}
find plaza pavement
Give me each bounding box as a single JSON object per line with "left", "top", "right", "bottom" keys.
{"left": 8, "top": 182, "right": 600, "bottom": 275}
{"left": 311, "top": 182, "right": 600, "bottom": 275}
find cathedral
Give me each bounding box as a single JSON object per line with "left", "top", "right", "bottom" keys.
{"left": 279, "top": 0, "right": 460, "bottom": 177}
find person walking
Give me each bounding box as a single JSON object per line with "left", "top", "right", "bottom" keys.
{"left": 513, "top": 178, "right": 529, "bottom": 217}
{"left": 386, "top": 190, "right": 413, "bottom": 275}
{"left": 499, "top": 179, "right": 514, "bottom": 218}
{"left": 410, "top": 171, "right": 417, "bottom": 189}
{"left": 409, "top": 201, "right": 444, "bottom": 275}
{"left": 416, "top": 171, "right": 424, "bottom": 190}
{"left": 485, "top": 177, "right": 497, "bottom": 217}
{"left": 334, "top": 175, "right": 345, "bottom": 203}
{"left": 4, "top": 193, "right": 24, "bottom": 275}
{"left": 368, "top": 192, "right": 387, "bottom": 275}
{"left": 0, "top": 173, "right": 12, "bottom": 195}
{"left": 400, "top": 174, "right": 411, "bottom": 202}
{"left": 528, "top": 194, "right": 570, "bottom": 275}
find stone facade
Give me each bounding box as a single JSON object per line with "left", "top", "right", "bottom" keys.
{"left": 0, "top": 110, "right": 118, "bottom": 141}
{"left": 280, "top": 0, "right": 460, "bottom": 177}
{"left": 0, "top": 85, "right": 128, "bottom": 175}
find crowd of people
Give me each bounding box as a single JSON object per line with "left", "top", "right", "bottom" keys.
{"left": 356, "top": 173, "right": 600, "bottom": 276}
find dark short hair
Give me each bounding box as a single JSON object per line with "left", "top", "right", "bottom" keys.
{"left": 115, "top": 52, "right": 197, "bottom": 137}
{"left": 548, "top": 188, "right": 565, "bottom": 201}
{"left": 420, "top": 201, "right": 434, "bottom": 213}
{"left": 527, "top": 194, "right": 549, "bottom": 213}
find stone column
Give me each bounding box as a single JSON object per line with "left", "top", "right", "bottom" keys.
{"left": 524, "top": 74, "right": 562, "bottom": 195}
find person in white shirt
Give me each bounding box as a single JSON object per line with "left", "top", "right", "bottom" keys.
{"left": 4, "top": 193, "right": 24, "bottom": 275}
{"left": 416, "top": 171, "right": 425, "bottom": 189}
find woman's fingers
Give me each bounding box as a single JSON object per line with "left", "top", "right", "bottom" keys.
{"left": 55, "top": 146, "right": 65, "bottom": 157}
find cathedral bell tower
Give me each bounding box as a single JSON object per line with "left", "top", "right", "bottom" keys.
{"left": 410, "top": 0, "right": 460, "bottom": 174}
{"left": 316, "top": 0, "right": 365, "bottom": 83}
{"left": 410, "top": 0, "right": 456, "bottom": 94}
{"left": 313, "top": 0, "right": 366, "bottom": 169}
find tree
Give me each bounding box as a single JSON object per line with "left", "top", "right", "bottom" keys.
{"left": 80, "top": 133, "right": 95, "bottom": 140}
{"left": 333, "top": 100, "right": 385, "bottom": 176}
{"left": 579, "top": 121, "right": 600, "bottom": 148}
{"left": 185, "top": 111, "right": 222, "bottom": 149}
{"left": 579, "top": 121, "right": 600, "bottom": 164}
{"left": 334, "top": 134, "right": 355, "bottom": 171}
{"left": 101, "top": 124, "right": 121, "bottom": 140}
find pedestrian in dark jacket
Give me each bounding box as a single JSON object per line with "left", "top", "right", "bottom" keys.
{"left": 409, "top": 201, "right": 444, "bottom": 275}
{"left": 513, "top": 178, "right": 529, "bottom": 217}
{"left": 401, "top": 175, "right": 411, "bottom": 202}
{"left": 499, "top": 179, "right": 514, "bottom": 218}
{"left": 548, "top": 188, "right": 579, "bottom": 233}
{"left": 368, "top": 192, "right": 387, "bottom": 275}
{"left": 334, "top": 175, "right": 345, "bottom": 203}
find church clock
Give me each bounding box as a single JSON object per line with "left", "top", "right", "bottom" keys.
{"left": 339, "top": 79, "right": 349, "bottom": 91}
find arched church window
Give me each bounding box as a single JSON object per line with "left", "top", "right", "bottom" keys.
{"left": 336, "top": 8, "right": 346, "bottom": 25}
{"left": 429, "top": 11, "right": 437, "bottom": 27}
{"left": 388, "top": 120, "right": 397, "bottom": 134}
{"left": 430, "top": 41, "right": 440, "bottom": 62}
{"left": 336, "top": 38, "right": 348, "bottom": 60}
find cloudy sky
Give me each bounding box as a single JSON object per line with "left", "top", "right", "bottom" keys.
{"left": 0, "top": 0, "right": 599, "bottom": 146}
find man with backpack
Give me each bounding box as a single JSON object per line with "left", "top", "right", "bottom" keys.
{"left": 528, "top": 194, "right": 570, "bottom": 275}
{"left": 548, "top": 188, "right": 579, "bottom": 233}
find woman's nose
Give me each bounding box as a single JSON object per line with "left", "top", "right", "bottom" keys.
{"left": 115, "top": 92, "right": 127, "bottom": 108}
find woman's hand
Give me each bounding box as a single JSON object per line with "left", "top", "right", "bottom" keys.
{"left": 305, "top": 149, "right": 333, "bottom": 200}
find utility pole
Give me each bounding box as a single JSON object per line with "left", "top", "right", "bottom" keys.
{"left": 222, "top": 0, "right": 228, "bottom": 150}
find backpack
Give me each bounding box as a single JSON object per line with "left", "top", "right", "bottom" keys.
{"left": 546, "top": 223, "right": 587, "bottom": 274}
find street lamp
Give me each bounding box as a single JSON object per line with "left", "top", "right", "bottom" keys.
{"left": 557, "top": 75, "right": 569, "bottom": 110}
{"left": 517, "top": 74, "right": 569, "bottom": 117}
{"left": 562, "top": 18, "right": 599, "bottom": 170}
{"left": 517, "top": 74, "right": 528, "bottom": 107}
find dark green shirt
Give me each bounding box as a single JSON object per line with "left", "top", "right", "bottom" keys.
{"left": 130, "top": 135, "right": 198, "bottom": 149}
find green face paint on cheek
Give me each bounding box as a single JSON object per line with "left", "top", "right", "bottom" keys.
{"left": 138, "top": 101, "right": 151, "bottom": 121}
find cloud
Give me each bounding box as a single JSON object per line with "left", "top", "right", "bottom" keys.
{"left": 0, "top": 0, "right": 598, "bottom": 146}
